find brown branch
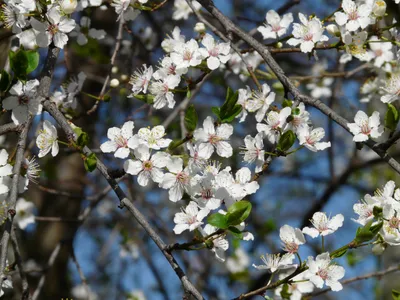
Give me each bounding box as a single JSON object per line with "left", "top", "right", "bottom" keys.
{"left": 10, "top": 228, "right": 30, "bottom": 300}
{"left": 0, "top": 123, "right": 22, "bottom": 135}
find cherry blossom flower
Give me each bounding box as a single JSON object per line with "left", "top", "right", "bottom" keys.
{"left": 100, "top": 121, "right": 135, "bottom": 159}
{"left": 352, "top": 194, "right": 381, "bottom": 225}
{"left": 340, "top": 31, "right": 371, "bottom": 64}
{"left": 229, "top": 167, "right": 260, "bottom": 203}
{"left": 161, "top": 26, "right": 185, "bottom": 53}
{"left": 2, "top": 80, "right": 41, "bottom": 125}
{"left": 172, "top": 0, "right": 201, "bottom": 20}
{"left": 257, "top": 10, "right": 293, "bottom": 40}
{"left": 149, "top": 75, "right": 181, "bottom": 109}
{"left": 236, "top": 86, "right": 252, "bottom": 123}
{"left": 256, "top": 107, "right": 291, "bottom": 144}
{"left": 129, "top": 125, "right": 172, "bottom": 150}
{"left": 190, "top": 173, "right": 225, "bottom": 210}
{"left": 241, "top": 133, "right": 265, "bottom": 173}
{"left": 194, "top": 116, "right": 233, "bottom": 158}
{"left": 287, "top": 103, "right": 310, "bottom": 133}
{"left": 381, "top": 74, "right": 400, "bottom": 103}
{"left": 187, "top": 143, "right": 208, "bottom": 173}
{"left": 0, "top": 150, "right": 13, "bottom": 195}
{"left": 252, "top": 253, "right": 295, "bottom": 273}
{"left": 1, "top": 2, "right": 28, "bottom": 33}
{"left": 173, "top": 201, "right": 209, "bottom": 234}
{"left": 334, "top": 0, "right": 373, "bottom": 32}
{"left": 15, "top": 198, "right": 35, "bottom": 230}
{"left": 372, "top": 0, "right": 386, "bottom": 17}
{"left": 153, "top": 57, "right": 187, "bottom": 80}
{"left": 306, "top": 78, "right": 334, "bottom": 98}
{"left": 280, "top": 225, "right": 306, "bottom": 254}
{"left": 297, "top": 127, "right": 331, "bottom": 152}
{"left": 24, "top": 156, "right": 41, "bottom": 184}
{"left": 30, "top": 7, "right": 76, "bottom": 49}
{"left": 160, "top": 157, "right": 191, "bottom": 202}
{"left": 124, "top": 145, "right": 169, "bottom": 186}
{"left": 246, "top": 84, "right": 275, "bottom": 122}
{"left": 368, "top": 36, "right": 394, "bottom": 68}
{"left": 226, "top": 248, "right": 250, "bottom": 274}
{"left": 36, "top": 121, "right": 59, "bottom": 158}
{"left": 302, "top": 212, "right": 344, "bottom": 238}
{"left": 200, "top": 224, "right": 229, "bottom": 262}
{"left": 170, "top": 39, "right": 203, "bottom": 68}
{"left": 287, "top": 13, "right": 328, "bottom": 53}
{"left": 381, "top": 204, "right": 400, "bottom": 245}
{"left": 60, "top": 0, "right": 78, "bottom": 14}
{"left": 199, "top": 33, "right": 231, "bottom": 70}
{"left": 305, "top": 252, "right": 345, "bottom": 291}
{"left": 347, "top": 110, "right": 383, "bottom": 142}
{"left": 129, "top": 65, "right": 153, "bottom": 95}
{"left": 70, "top": 16, "right": 106, "bottom": 45}
{"left": 275, "top": 270, "right": 314, "bottom": 300}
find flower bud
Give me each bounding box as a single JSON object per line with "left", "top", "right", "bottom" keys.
{"left": 194, "top": 22, "right": 206, "bottom": 33}
{"left": 60, "top": 0, "right": 77, "bottom": 14}
{"left": 120, "top": 74, "right": 128, "bottom": 81}
{"left": 372, "top": 243, "right": 386, "bottom": 255}
{"left": 111, "top": 66, "right": 118, "bottom": 74}
{"left": 326, "top": 24, "right": 340, "bottom": 37}
{"left": 110, "top": 79, "right": 120, "bottom": 88}
{"left": 373, "top": 1, "right": 386, "bottom": 17}
{"left": 276, "top": 42, "right": 283, "bottom": 49}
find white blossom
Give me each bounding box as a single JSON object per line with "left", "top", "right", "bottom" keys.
{"left": 170, "top": 39, "right": 203, "bottom": 68}
{"left": 36, "top": 121, "right": 59, "bottom": 158}
{"left": 287, "top": 13, "right": 328, "bottom": 53}
{"left": 2, "top": 80, "right": 41, "bottom": 125}
{"left": 124, "top": 145, "right": 169, "bottom": 186}
{"left": 226, "top": 248, "right": 250, "bottom": 274}
{"left": 275, "top": 270, "right": 314, "bottom": 300}
{"left": 306, "top": 78, "right": 334, "bottom": 98}
{"left": 246, "top": 84, "right": 275, "bottom": 122}
{"left": 160, "top": 157, "right": 191, "bottom": 202}
{"left": 305, "top": 252, "right": 345, "bottom": 291}
{"left": 368, "top": 36, "right": 393, "bottom": 68}
{"left": 256, "top": 107, "right": 291, "bottom": 144}
{"left": 252, "top": 253, "right": 295, "bottom": 273}
{"left": 0, "top": 150, "right": 13, "bottom": 195}
{"left": 149, "top": 75, "right": 181, "bottom": 109}
{"left": 334, "top": 0, "right": 373, "bottom": 32}
{"left": 173, "top": 201, "right": 209, "bottom": 234}
{"left": 280, "top": 225, "right": 306, "bottom": 254}
{"left": 200, "top": 224, "right": 229, "bottom": 262}
{"left": 347, "top": 110, "right": 383, "bottom": 142}
{"left": 100, "top": 121, "right": 135, "bottom": 159}
{"left": 258, "top": 10, "right": 293, "bottom": 40}
{"left": 194, "top": 116, "right": 233, "bottom": 158}
{"left": 241, "top": 133, "right": 265, "bottom": 173}
{"left": 199, "top": 33, "right": 231, "bottom": 70}
{"left": 129, "top": 125, "right": 172, "bottom": 150}
{"left": 297, "top": 127, "right": 331, "bottom": 152}
{"left": 111, "top": 0, "right": 141, "bottom": 22}
{"left": 302, "top": 212, "right": 344, "bottom": 238}
{"left": 129, "top": 65, "right": 153, "bottom": 95}
{"left": 381, "top": 74, "right": 400, "bottom": 103}
{"left": 15, "top": 198, "right": 35, "bottom": 230}
{"left": 161, "top": 26, "right": 185, "bottom": 53}
{"left": 172, "top": 0, "right": 201, "bottom": 20}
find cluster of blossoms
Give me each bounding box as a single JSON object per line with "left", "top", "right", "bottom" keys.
{"left": 129, "top": 28, "right": 232, "bottom": 109}
{"left": 253, "top": 212, "right": 345, "bottom": 294}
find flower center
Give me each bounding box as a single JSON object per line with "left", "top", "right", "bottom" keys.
{"left": 360, "top": 122, "right": 371, "bottom": 135}
{"left": 284, "top": 242, "right": 298, "bottom": 254}
{"left": 48, "top": 24, "right": 59, "bottom": 35}
{"left": 348, "top": 10, "right": 359, "bottom": 21}
{"left": 317, "top": 268, "right": 329, "bottom": 280}
{"left": 209, "top": 47, "right": 219, "bottom": 57}
{"left": 18, "top": 95, "right": 29, "bottom": 105}
{"left": 201, "top": 188, "right": 213, "bottom": 200}
{"left": 115, "top": 135, "right": 127, "bottom": 148}
{"left": 176, "top": 172, "right": 189, "bottom": 185}
{"left": 183, "top": 50, "right": 193, "bottom": 61}
{"left": 142, "top": 160, "right": 153, "bottom": 171}
{"left": 208, "top": 134, "right": 220, "bottom": 145}
{"left": 389, "top": 216, "right": 400, "bottom": 229}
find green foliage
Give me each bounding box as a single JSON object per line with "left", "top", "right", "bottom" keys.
{"left": 184, "top": 104, "right": 198, "bottom": 132}
{"left": 0, "top": 70, "right": 11, "bottom": 92}
{"left": 73, "top": 126, "right": 89, "bottom": 147}
{"left": 9, "top": 49, "right": 39, "bottom": 80}
{"left": 392, "top": 289, "right": 400, "bottom": 300}
{"left": 355, "top": 219, "right": 383, "bottom": 244}
{"left": 208, "top": 201, "right": 252, "bottom": 230}
{"left": 277, "top": 130, "right": 296, "bottom": 152}
{"left": 385, "top": 104, "right": 399, "bottom": 131}
{"left": 282, "top": 99, "right": 292, "bottom": 108}
{"left": 84, "top": 153, "right": 97, "bottom": 172}
{"left": 280, "top": 284, "right": 292, "bottom": 299}
{"left": 331, "top": 247, "right": 347, "bottom": 259}
{"left": 134, "top": 94, "right": 154, "bottom": 104}
{"left": 212, "top": 87, "right": 242, "bottom": 123}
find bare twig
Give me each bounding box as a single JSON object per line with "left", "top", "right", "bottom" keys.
{"left": 0, "top": 123, "right": 22, "bottom": 135}
{"left": 10, "top": 228, "right": 30, "bottom": 300}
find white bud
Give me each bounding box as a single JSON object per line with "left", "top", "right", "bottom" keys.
{"left": 120, "top": 74, "right": 128, "bottom": 81}
{"left": 194, "top": 22, "right": 206, "bottom": 33}
{"left": 110, "top": 79, "right": 120, "bottom": 88}
{"left": 276, "top": 42, "right": 283, "bottom": 49}
{"left": 326, "top": 24, "right": 340, "bottom": 37}
{"left": 373, "top": 1, "right": 386, "bottom": 17}
{"left": 111, "top": 66, "right": 118, "bottom": 74}
{"left": 372, "top": 243, "right": 386, "bottom": 255}
{"left": 60, "top": 0, "right": 77, "bottom": 14}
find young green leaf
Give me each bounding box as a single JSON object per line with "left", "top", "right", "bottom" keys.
{"left": 184, "top": 104, "right": 198, "bottom": 132}
{"left": 84, "top": 153, "right": 97, "bottom": 172}
{"left": 0, "top": 70, "right": 11, "bottom": 92}
{"left": 385, "top": 104, "right": 399, "bottom": 131}
{"left": 226, "top": 201, "right": 252, "bottom": 226}
{"left": 277, "top": 130, "right": 296, "bottom": 152}
{"left": 208, "top": 213, "right": 228, "bottom": 229}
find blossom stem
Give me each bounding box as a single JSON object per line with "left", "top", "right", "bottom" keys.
{"left": 296, "top": 252, "right": 302, "bottom": 265}
{"left": 321, "top": 235, "right": 325, "bottom": 252}
{"left": 57, "top": 140, "right": 70, "bottom": 147}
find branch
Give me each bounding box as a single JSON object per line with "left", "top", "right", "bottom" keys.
{"left": 196, "top": 0, "right": 400, "bottom": 176}
{"left": 10, "top": 228, "right": 30, "bottom": 300}
{"left": 42, "top": 100, "right": 204, "bottom": 299}
{"left": 0, "top": 123, "right": 22, "bottom": 135}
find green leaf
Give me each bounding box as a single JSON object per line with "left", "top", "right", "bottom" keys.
{"left": 227, "top": 226, "right": 243, "bottom": 239}
{"left": 0, "top": 70, "right": 11, "bottom": 92}
{"left": 280, "top": 284, "right": 292, "bottom": 300}
{"left": 184, "top": 104, "right": 198, "bottom": 132}
{"left": 292, "top": 108, "right": 300, "bottom": 115}
{"left": 9, "top": 50, "right": 28, "bottom": 80}
{"left": 277, "top": 130, "right": 296, "bottom": 152}
{"left": 221, "top": 104, "right": 242, "bottom": 123}
{"left": 208, "top": 213, "right": 228, "bottom": 229}
{"left": 84, "top": 153, "right": 97, "bottom": 172}
{"left": 331, "top": 248, "right": 347, "bottom": 259}
{"left": 385, "top": 104, "right": 399, "bottom": 131}
{"left": 226, "top": 201, "right": 252, "bottom": 226}
{"left": 134, "top": 94, "right": 154, "bottom": 104}
{"left": 282, "top": 99, "right": 292, "bottom": 108}
{"left": 373, "top": 206, "right": 383, "bottom": 218}
{"left": 25, "top": 50, "right": 40, "bottom": 74}
{"left": 77, "top": 131, "right": 89, "bottom": 147}
{"left": 355, "top": 220, "right": 382, "bottom": 243}
{"left": 392, "top": 289, "right": 400, "bottom": 300}
{"left": 211, "top": 106, "right": 220, "bottom": 120}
